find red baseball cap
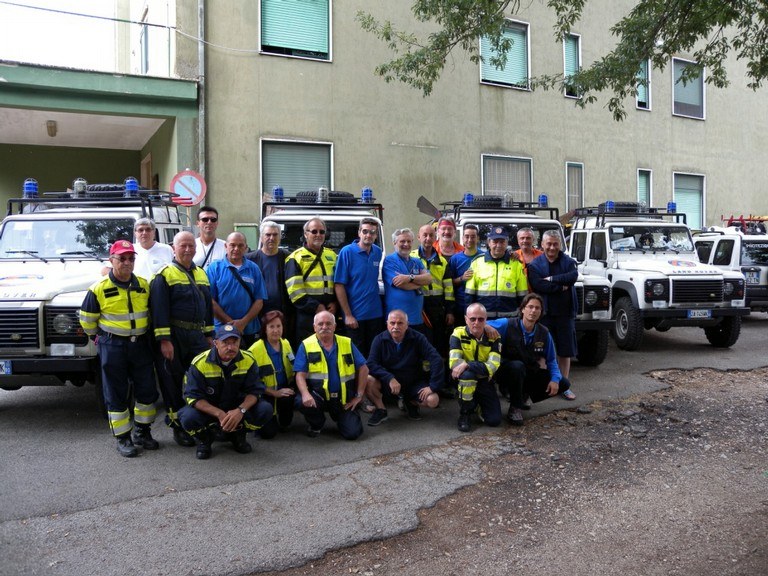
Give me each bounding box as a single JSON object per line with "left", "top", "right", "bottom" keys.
{"left": 109, "top": 240, "right": 136, "bottom": 256}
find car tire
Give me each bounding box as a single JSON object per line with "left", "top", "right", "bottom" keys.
{"left": 612, "top": 296, "right": 644, "bottom": 351}
{"left": 704, "top": 316, "right": 741, "bottom": 348}
{"left": 576, "top": 329, "right": 609, "bottom": 366}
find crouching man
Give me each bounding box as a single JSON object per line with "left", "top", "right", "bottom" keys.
{"left": 493, "top": 293, "right": 573, "bottom": 426}
{"left": 178, "top": 324, "right": 272, "bottom": 459}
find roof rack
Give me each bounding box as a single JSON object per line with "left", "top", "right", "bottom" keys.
{"left": 7, "top": 188, "right": 183, "bottom": 223}
{"left": 262, "top": 190, "right": 383, "bottom": 221}
{"left": 572, "top": 202, "right": 687, "bottom": 227}
{"left": 441, "top": 199, "right": 560, "bottom": 221}
{"left": 721, "top": 214, "right": 768, "bottom": 235}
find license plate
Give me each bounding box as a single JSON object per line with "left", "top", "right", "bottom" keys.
{"left": 687, "top": 309, "right": 711, "bottom": 319}
{"left": 0, "top": 360, "right": 11, "bottom": 375}
{"left": 745, "top": 271, "right": 759, "bottom": 285}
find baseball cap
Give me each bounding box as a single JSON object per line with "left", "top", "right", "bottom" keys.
{"left": 109, "top": 240, "right": 136, "bottom": 256}
{"left": 437, "top": 217, "right": 456, "bottom": 229}
{"left": 487, "top": 226, "right": 509, "bottom": 240}
{"left": 214, "top": 323, "right": 242, "bottom": 341}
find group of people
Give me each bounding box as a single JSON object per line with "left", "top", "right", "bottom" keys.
{"left": 79, "top": 206, "right": 580, "bottom": 459}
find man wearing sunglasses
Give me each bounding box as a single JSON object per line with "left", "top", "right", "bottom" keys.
{"left": 80, "top": 240, "right": 159, "bottom": 457}
{"left": 285, "top": 217, "right": 338, "bottom": 343}
{"left": 193, "top": 206, "right": 226, "bottom": 271}
{"left": 448, "top": 303, "right": 502, "bottom": 433}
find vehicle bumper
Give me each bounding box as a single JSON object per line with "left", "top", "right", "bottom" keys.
{"left": 0, "top": 357, "right": 95, "bottom": 386}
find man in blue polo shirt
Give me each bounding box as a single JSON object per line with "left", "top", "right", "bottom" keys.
{"left": 334, "top": 217, "right": 384, "bottom": 356}
{"left": 382, "top": 228, "right": 433, "bottom": 333}
{"left": 449, "top": 224, "right": 485, "bottom": 323}
{"left": 206, "top": 232, "right": 268, "bottom": 348}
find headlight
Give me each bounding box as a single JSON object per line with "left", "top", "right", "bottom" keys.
{"left": 585, "top": 290, "right": 598, "bottom": 306}
{"left": 724, "top": 283, "right": 734, "bottom": 296}
{"left": 652, "top": 283, "right": 665, "bottom": 296}
{"left": 52, "top": 313, "right": 74, "bottom": 334}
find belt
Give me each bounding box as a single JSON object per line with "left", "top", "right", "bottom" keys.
{"left": 170, "top": 319, "right": 205, "bottom": 331}
{"left": 100, "top": 332, "right": 146, "bottom": 342}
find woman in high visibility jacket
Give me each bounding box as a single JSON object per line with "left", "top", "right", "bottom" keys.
{"left": 248, "top": 310, "right": 296, "bottom": 438}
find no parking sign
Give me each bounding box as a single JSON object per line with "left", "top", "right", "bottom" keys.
{"left": 169, "top": 170, "right": 207, "bottom": 206}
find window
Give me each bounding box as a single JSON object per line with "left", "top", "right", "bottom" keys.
{"left": 674, "top": 173, "right": 705, "bottom": 229}
{"left": 482, "top": 155, "right": 532, "bottom": 202}
{"left": 563, "top": 33, "right": 581, "bottom": 98}
{"left": 570, "top": 232, "right": 587, "bottom": 263}
{"left": 480, "top": 21, "right": 529, "bottom": 89}
{"left": 636, "top": 59, "right": 651, "bottom": 110}
{"left": 566, "top": 162, "right": 584, "bottom": 210}
{"left": 261, "top": 0, "right": 330, "bottom": 60}
{"left": 139, "top": 23, "right": 149, "bottom": 75}
{"left": 261, "top": 140, "right": 332, "bottom": 198}
{"left": 673, "top": 58, "right": 704, "bottom": 119}
{"left": 637, "top": 169, "right": 652, "bottom": 206}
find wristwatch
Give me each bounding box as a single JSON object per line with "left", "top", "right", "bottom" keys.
{"left": 409, "top": 273, "right": 415, "bottom": 281}
{"left": 238, "top": 406, "right": 247, "bottom": 414}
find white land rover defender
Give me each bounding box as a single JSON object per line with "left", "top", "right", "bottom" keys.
{"left": 423, "top": 195, "right": 614, "bottom": 366}
{"left": 694, "top": 217, "right": 768, "bottom": 313}
{"left": 0, "top": 179, "right": 189, "bottom": 398}
{"left": 568, "top": 202, "right": 749, "bottom": 350}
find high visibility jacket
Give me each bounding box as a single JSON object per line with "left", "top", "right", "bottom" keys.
{"left": 248, "top": 338, "right": 295, "bottom": 390}
{"left": 150, "top": 260, "right": 214, "bottom": 339}
{"left": 411, "top": 247, "right": 454, "bottom": 302}
{"left": 79, "top": 273, "right": 150, "bottom": 337}
{"left": 302, "top": 335, "right": 356, "bottom": 404}
{"left": 183, "top": 348, "right": 265, "bottom": 410}
{"left": 448, "top": 326, "right": 501, "bottom": 380}
{"left": 285, "top": 246, "right": 337, "bottom": 313}
{"left": 465, "top": 253, "right": 527, "bottom": 318}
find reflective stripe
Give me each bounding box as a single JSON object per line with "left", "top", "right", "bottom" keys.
{"left": 134, "top": 402, "right": 157, "bottom": 425}
{"left": 286, "top": 247, "right": 337, "bottom": 304}
{"left": 97, "top": 323, "right": 148, "bottom": 337}
{"left": 108, "top": 409, "right": 132, "bottom": 436}
{"left": 303, "top": 335, "right": 356, "bottom": 404}
{"left": 101, "top": 311, "right": 149, "bottom": 322}
{"left": 458, "top": 379, "right": 477, "bottom": 401}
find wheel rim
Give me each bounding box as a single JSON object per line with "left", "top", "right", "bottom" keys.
{"left": 615, "top": 309, "right": 628, "bottom": 340}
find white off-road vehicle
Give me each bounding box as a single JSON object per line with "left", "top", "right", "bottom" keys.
{"left": 0, "top": 179, "right": 189, "bottom": 399}
{"left": 420, "top": 195, "right": 614, "bottom": 366}
{"left": 568, "top": 202, "right": 749, "bottom": 350}
{"left": 694, "top": 217, "right": 768, "bottom": 313}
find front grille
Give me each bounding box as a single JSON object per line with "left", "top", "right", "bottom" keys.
{"left": 44, "top": 307, "right": 88, "bottom": 345}
{"left": 0, "top": 309, "right": 39, "bottom": 349}
{"left": 671, "top": 279, "right": 724, "bottom": 304}
{"left": 575, "top": 285, "right": 584, "bottom": 315}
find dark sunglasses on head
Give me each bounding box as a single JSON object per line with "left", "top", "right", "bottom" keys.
{"left": 467, "top": 316, "right": 486, "bottom": 322}
{"left": 111, "top": 255, "right": 136, "bottom": 262}
{"left": 199, "top": 217, "right": 218, "bottom": 223}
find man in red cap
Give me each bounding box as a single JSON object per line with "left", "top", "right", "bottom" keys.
{"left": 80, "top": 239, "right": 159, "bottom": 457}
{"left": 433, "top": 217, "right": 464, "bottom": 258}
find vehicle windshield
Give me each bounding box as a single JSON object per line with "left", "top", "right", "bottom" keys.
{"left": 0, "top": 218, "right": 135, "bottom": 259}
{"left": 276, "top": 221, "right": 384, "bottom": 254}
{"left": 608, "top": 225, "right": 694, "bottom": 253}
{"left": 466, "top": 222, "right": 563, "bottom": 252}
{"left": 742, "top": 240, "right": 768, "bottom": 265}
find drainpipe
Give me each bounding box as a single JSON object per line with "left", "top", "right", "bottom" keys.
{"left": 197, "top": 0, "right": 206, "bottom": 180}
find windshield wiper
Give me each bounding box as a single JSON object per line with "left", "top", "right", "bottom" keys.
{"left": 59, "top": 250, "right": 100, "bottom": 258}
{"left": 5, "top": 249, "right": 48, "bottom": 263}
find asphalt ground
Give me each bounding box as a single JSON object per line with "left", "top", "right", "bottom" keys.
{"left": 1, "top": 313, "right": 766, "bottom": 576}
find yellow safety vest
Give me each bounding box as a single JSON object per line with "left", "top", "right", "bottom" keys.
{"left": 248, "top": 338, "right": 295, "bottom": 390}
{"left": 411, "top": 248, "right": 455, "bottom": 301}
{"left": 464, "top": 254, "right": 527, "bottom": 317}
{"left": 302, "top": 335, "right": 356, "bottom": 403}
{"left": 448, "top": 326, "right": 502, "bottom": 401}
{"left": 79, "top": 274, "right": 150, "bottom": 337}
{"left": 285, "top": 246, "right": 337, "bottom": 304}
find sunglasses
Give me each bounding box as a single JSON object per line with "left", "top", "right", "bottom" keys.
{"left": 467, "top": 317, "right": 486, "bottom": 323}
{"left": 111, "top": 255, "right": 136, "bottom": 262}
{"left": 307, "top": 229, "right": 326, "bottom": 235}
{"left": 360, "top": 229, "right": 377, "bottom": 235}
{"left": 199, "top": 217, "right": 218, "bottom": 223}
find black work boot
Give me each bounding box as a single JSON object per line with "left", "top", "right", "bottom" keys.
{"left": 231, "top": 430, "right": 252, "bottom": 454}
{"left": 116, "top": 433, "right": 138, "bottom": 458}
{"left": 194, "top": 430, "right": 213, "bottom": 460}
{"left": 173, "top": 426, "right": 196, "bottom": 447}
{"left": 457, "top": 412, "right": 471, "bottom": 433}
{"left": 132, "top": 424, "right": 160, "bottom": 450}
